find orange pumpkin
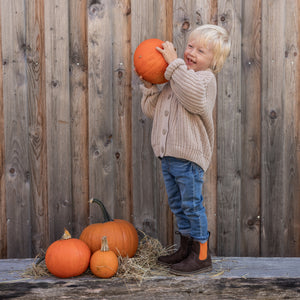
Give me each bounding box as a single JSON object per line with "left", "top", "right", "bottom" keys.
{"left": 134, "top": 38, "right": 168, "bottom": 84}
{"left": 45, "top": 229, "right": 91, "bottom": 278}
{"left": 90, "top": 236, "right": 119, "bottom": 278}
{"left": 80, "top": 198, "right": 139, "bottom": 258}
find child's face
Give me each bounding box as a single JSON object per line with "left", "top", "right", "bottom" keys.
{"left": 184, "top": 38, "right": 214, "bottom": 72}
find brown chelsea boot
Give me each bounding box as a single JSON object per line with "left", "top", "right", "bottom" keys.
{"left": 169, "top": 239, "right": 212, "bottom": 275}
{"left": 157, "top": 232, "right": 193, "bottom": 266}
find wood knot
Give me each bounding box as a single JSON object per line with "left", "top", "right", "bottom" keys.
{"left": 181, "top": 21, "right": 190, "bottom": 31}
{"left": 9, "top": 168, "right": 16, "bottom": 176}
{"left": 269, "top": 110, "right": 277, "bottom": 119}
{"left": 89, "top": 2, "right": 105, "bottom": 18}
{"left": 51, "top": 80, "right": 59, "bottom": 87}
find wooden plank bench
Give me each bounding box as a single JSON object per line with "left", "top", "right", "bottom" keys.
{"left": 1, "top": 257, "right": 300, "bottom": 299}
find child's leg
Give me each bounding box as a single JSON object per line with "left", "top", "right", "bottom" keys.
{"left": 180, "top": 162, "right": 209, "bottom": 243}
{"left": 161, "top": 157, "right": 191, "bottom": 236}
{"left": 161, "top": 157, "right": 212, "bottom": 274}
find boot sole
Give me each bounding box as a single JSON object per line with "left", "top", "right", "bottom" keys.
{"left": 169, "top": 265, "right": 212, "bottom": 276}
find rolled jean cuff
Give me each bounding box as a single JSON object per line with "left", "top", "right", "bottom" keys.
{"left": 179, "top": 229, "right": 191, "bottom": 237}
{"left": 193, "top": 232, "right": 210, "bottom": 243}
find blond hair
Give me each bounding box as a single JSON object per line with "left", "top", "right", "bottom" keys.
{"left": 188, "top": 24, "right": 231, "bottom": 74}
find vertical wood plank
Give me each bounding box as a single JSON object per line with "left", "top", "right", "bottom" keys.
{"left": 217, "top": 0, "right": 242, "bottom": 256}
{"left": 69, "top": 0, "right": 89, "bottom": 238}
{"left": 111, "top": 0, "right": 132, "bottom": 221}
{"left": 203, "top": 0, "right": 218, "bottom": 256}
{"left": 190, "top": 0, "right": 219, "bottom": 255}
{"left": 173, "top": 0, "right": 202, "bottom": 59}
{"left": 282, "top": 0, "right": 300, "bottom": 256}
{"left": 1, "top": 0, "right": 31, "bottom": 258}
{"left": 172, "top": 1, "right": 219, "bottom": 251}
{"left": 261, "top": 0, "right": 286, "bottom": 256}
{"left": 240, "top": 0, "right": 261, "bottom": 256}
{"left": 295, "top": 0, "right": 300, "bottom": 257}
{"left": 155, "top": 0, "right": 174, "bottom": 247}
{"left": 131, "top": 0, "right": 170, "bottom": 240}
{"left": 87, "top": 0, "right": 114, "bottom": 223}
{"left": 25, "top": 0, "right": 49, "bottom": 256}
{"left": 0, "top": 5, "right": 7, "bottom": 259}
{"left": 45, "top": 0, "right": 72, "bottom": 242}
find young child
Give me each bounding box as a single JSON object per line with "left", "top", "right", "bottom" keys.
{"left": 139, "top": 24, "right": 231, "bottom": 275}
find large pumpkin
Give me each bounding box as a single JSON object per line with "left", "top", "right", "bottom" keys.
{"left": 90, "top": 236, "right": 119, "bottom": 278}
{"left": 134, "top": 38, "right": 168, "bottom": 84}
{"left": 45, "top": 229, "right": 91, "bottom": 278}
{"left": 80, "top": 198, "right": 139, "bottom": 258}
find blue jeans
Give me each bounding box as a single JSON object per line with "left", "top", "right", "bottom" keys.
{"left": 161, "top": 156, "right": 209, "bottom": 242}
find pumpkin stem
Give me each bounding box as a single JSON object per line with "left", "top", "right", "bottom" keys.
{"left": 61, "top": 228, "right": 72, "bottom": 240}
{"left": 101, "top": 236, "right": 109, "bottom": 252}
{"left": 89, "top": 198, "right": 114, "bottom": 222}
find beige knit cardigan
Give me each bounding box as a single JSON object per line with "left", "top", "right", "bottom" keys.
{"left": 140, "top": 58, "right": 217, "bottom": 172}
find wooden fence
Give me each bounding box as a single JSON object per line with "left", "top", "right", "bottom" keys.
{"left": 0, "top": 0, "right": 299, "bottom": 259}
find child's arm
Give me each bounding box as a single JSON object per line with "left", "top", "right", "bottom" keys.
{"left": 165, "top": 59, "right": 216, "bottom": 115}
{"left": 140, "top": 84, "right": 160, "bottom": 119}
{"left": 156, "top": 42, "right": 216, "bottom": 116}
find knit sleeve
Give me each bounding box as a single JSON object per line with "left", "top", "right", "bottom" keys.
{"left": 164, "top": 58, "right": 217, "bottom": 115}
{"left": 140, "top": 84, "right": 160, "bottom": 119}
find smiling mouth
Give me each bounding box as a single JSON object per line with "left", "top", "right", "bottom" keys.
{"left": 186, "top": 58, "right": 195, "bottom": 64}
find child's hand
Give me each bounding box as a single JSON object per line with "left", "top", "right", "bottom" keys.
{"left": 156, "top": 41, "right": 177, "bottom": 64}
{"left": 134, "top": 68, "right": 153, "bottom": 88}
{"left": 140, "top": 77, "right": 153, "bottom": 88}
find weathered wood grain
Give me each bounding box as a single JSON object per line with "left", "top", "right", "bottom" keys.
{"left": 131, "top": 0, "right": 170, "bottom": 241}
{"left": 155, "top": 0, "right": 174, "bottom": 249}
{"left": 44, "top": 0, "right": 72, "bottom": 242}
{"left": 0, "top": 0, "right": 299, "bottom": 258}
{"left": 295, "top": 0, "right": 300, "bottom": 257}
{"left": 111, "top": 0, "right": 132, "bottom": 222}
{"left": 282, "top": 0, "right": 300, "bottom": 256}
{"left": 1, "top": 0, "right": 31, "bottom": 258}
{"left": 1, "top": 258, "right": 300, "bottom": 299}
{"left": 190, "top": 0, "right": 219, "bottom": 255}
{"left": 0, "top": 4, "right": 7, "bottom": 259}
{"left": 217, "top": 0, "right": 242, "bottom": 256}
{"left": 240, "top": 0, "right": 261, "bottom": 256}
{"left": 25, "top": 0, "right": 49, "bottom": 257}
{"left": 261, "top": 0, "right": 286, "bottom": 256}
{"left": 69, "top": 0, "right": 89, "bottom": 238}
{"left": 87, "top": 0, "right": 114, "bottom": 223}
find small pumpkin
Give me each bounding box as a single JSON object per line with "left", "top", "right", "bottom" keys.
{"left": 90, "top": 236, "right": 119, "bottom": 278}
{"left": 134, "top": 38, "right": 168, "bottom": 84}
{"left": 45, "top": 228, "right": 91, "bottom": 278}
{"left": 79, "top": 198, "right": 139, "bottom": 258}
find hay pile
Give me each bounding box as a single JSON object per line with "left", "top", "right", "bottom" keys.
{"left": 116, "top": 234, "right": 175, "bottom": 280}
{"left": 23, "top": 234, "right": 176, "bottom": 281}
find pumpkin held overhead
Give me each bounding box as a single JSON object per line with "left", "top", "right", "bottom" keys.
{"left": 134, "top": 38, "right": 168, "bottom": 84}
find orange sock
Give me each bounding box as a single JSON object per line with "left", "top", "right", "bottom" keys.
{"left": 199, "top": 241, "right": 207, "bottom": 260}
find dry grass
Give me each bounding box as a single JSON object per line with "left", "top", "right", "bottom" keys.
{"left": 22, "top": 233, "right": 176, "bottom": 281}
{"left": 116, "top": 233, "right": 176, "bottom": 280}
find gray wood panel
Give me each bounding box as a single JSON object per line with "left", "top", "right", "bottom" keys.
{"left": 0, "top": 0, "right": 299, "bottom": 258}
{"left": 44, "top": 0, "right": 72, "bottom": 242}
{"left": 25, "top": 0, "right": 49, "bottom": 257}
{"left": 1, "top": 0, "right": 31, "bottom": 258}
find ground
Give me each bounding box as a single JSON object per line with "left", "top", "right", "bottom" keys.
{"left": 0, "top": 257, "right": 300, "bottom": 299}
